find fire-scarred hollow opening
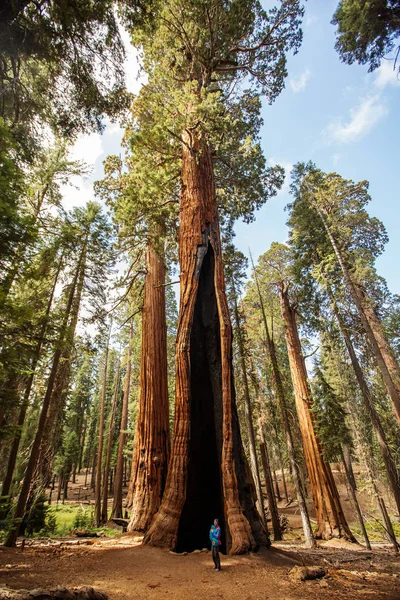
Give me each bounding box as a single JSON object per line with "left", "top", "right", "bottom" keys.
{"left": 175, "top": 244, "right": 226, "bottom": 554}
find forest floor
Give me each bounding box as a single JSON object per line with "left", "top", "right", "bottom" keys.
{"left": 1, "top": 533, "right": 400, "bottom": 600}
{"left": 2, "top": 469, "right": 399, "bottom": 599}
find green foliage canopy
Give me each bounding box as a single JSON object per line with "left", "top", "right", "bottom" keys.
{"left": 332, "top": 0, "right": 400, "bottom": 72}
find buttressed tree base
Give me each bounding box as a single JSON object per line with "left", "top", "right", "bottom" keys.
{"left": 144, "top": 136, "right": 268, "bottom": 555}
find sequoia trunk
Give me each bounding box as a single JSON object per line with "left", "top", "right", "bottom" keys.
{"left": 144, "top": 132, "right": 267, "bottom": 554}
{"left": 127, "top": 243, "right": 170, "bottom": 531}
{"left": 279, "top": 284, "right": 354, "bottom": 540}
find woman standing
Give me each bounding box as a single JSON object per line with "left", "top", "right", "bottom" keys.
{"left": 209, "top": 519, "right": 222, "bottom": 571}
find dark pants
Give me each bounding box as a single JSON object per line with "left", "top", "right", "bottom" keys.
{"left": 212, "top": 544, "right": 221, "bottom": 569}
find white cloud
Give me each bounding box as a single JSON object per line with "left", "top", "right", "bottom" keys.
{"left": 69, "top": 132, "right": 104, "bottom": 165}
{"left": 374, "top": 60, "right": 400, "bottom": 89}
{"left": 323, "top": 94, "right": 388, "bottom": 144}
{"left": 60, "top": 176, "right": 96, "bottom": 211}
{"left": 289, "top": 68, "right": 311, "bottom": 93}
{"left": 332, "top": 153, "right": 341, "bottom": 166}
{"left": 120, "top": 25, "right": 147, "bottom": 94}
{"left": 57, "top": 132, "right": 104, "bottom": 211}
{"left": 103, "top": 116, "right": 123, "bottom": 137}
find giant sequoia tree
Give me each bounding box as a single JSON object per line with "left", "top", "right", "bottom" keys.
{"left": 122, "top": 0, "right": 304, "bottom": 554}
{"left": 256, "top": 243, "right": 354, "bottom": 540}
{"left": 97, "top": 125, "right": 177, "bottom": 531}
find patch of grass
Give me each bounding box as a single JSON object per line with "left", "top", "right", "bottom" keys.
{"left": 37, "top": 504, "right": 119, "bottom": 538}
{"left": 350, "top": 517, "right": 400, "bottom": 543}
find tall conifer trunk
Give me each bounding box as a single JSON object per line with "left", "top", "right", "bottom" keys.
{"left": 1, "top": 251, "right": 63, "bottom": 505}
{"left": 101, "top": 363, "right": 120, "bottom": 523}
{"left": 340, "top": 447, "right": 371, "bottom": 550}
{"left": 127, "top": 243, "right": 170, "bottom": 531}
{"left": 311, "top": 196, "right": 400, "bottom": 423}
{"left": 279, "top": 284, "right": 354, "bottom": 541}
{"left": 95, "top": 328, "right": 111, "bottom": 527}
{"left": 36, "top": 243, "right": 87, "bottom": 487}
{"left": 4, "top": 254, "right": 82, "bottom": 547}
{"left": 259, "top": 426, "right": 281, "bottom": 541}
{"left": 112, "top": 324, "right": 133, "bottom": 519}
{"left": 230, "top": 279, "right": 265, "bottom": 527}
{"left": 330, "top": 296, "right": 400, "bottom": 514}
{"left": 144, "top": 133, "right": 267, "bottom": 554}
{"left": 249, "top": 254, "right": 315, "bottom": 547}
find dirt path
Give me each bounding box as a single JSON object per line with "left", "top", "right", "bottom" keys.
{"left": 1, "top": 536, "right": 400, "bottom": 600}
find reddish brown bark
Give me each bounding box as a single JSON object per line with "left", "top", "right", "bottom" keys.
{"left": 249, "top": 254, "right": 315, "bottom": 547}
{"left": 127, "top": 243, "right": 170, "bottom": 532}
{"left": 279, "top": 284, "right": 354, "bottom": 541}
{"left": 144, "top": 133, "right": 267, "bottom": 554}
{"left": 112, "top": 324, "right": 133, "bottom": 519}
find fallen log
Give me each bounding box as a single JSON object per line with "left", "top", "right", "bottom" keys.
{"left": 0, "top": 586, "right": 107, "bottom": 600}
{"left": 288, "top": 566, "right": 327, "bottom": 582}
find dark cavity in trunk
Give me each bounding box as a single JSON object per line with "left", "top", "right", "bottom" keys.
{"left": 176, "top": 245, "right": 226, "bottom": 553}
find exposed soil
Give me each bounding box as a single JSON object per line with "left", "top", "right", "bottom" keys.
{"left": 1, "top": 534, "right": 400, "bottom": 600}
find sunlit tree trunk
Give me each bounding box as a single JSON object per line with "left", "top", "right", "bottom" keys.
{"left": 101, "top": 363, "right": 120, "bottom": 523}
{"left": 112, "top": 324, "right": 133, "bottom": 519}
{"left": 144, "top": 133, "right": 267, "bottom": 554}
{"left": 95, "top": 327, "right": 111, "bottom": 527}
{"left": 249, "top": 254, "right": 315, "bottom": 547}
{"left": 230, "top": 279, "right": 266, "bottom": 527}
{"left": 330, "top": 295, "right": 400, "bottom": 514}
{"left": 279, "top": 284, "right": 354, "bottom": 541}
{"left": 127, "top": 242, "right": 170, "bottom": 532}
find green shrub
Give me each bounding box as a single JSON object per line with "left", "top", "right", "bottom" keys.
{"left": 25, "top": 493, "right": 48, "bottom": 536}
{"left": 73, "top": 506, "right": 94, "bottom": 529}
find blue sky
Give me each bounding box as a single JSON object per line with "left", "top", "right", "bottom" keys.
{"left": 62, "top": 1, "right": 400, "bottom": 295}
{"left": 236, "top": 0, "right": 400, "bottom": 293}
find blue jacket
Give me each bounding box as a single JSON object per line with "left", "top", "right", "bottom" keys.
{"left": 209, "top": 524, "right": 221, "bottom": 547}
